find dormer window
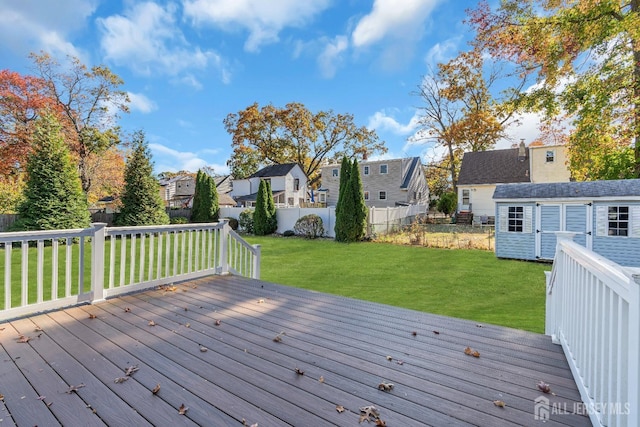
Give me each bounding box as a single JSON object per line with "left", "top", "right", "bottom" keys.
{"left": 546, "top": 150, "right": 555, "bottom": 163}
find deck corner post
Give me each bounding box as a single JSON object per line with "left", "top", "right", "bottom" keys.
{"left": 252, "top": 244, "right": 261, "bottom": 279}
{"left": 91, "top": 222, "right": 107, "bottom": 303}
{"left": 628, "top": 274, "right": 640, "bottom": 426}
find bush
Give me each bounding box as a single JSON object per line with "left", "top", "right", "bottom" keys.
{"left": 238, "top": 209, "right": 254, "bottom": 233}
{"left": 282, "top": 229, "right": 295, "bottom": 237}
{"left": 225, "top": 217, "right": 239, "bottom": 230}
{"left": 294, "top": 214, "right": 325, "bottom": 239}
{"left": 170, "top": 216, "right": 189, "bottom": 224}
{"left": 437, "top": 192, "right": 457, "bottom": 216}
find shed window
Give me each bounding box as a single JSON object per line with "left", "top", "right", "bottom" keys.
{"left": 498, "top": 205, "right": 532, "bottom": 234}
{"left": 608, "top": 206, "right": 629, "bottom": 236}
{"left": 379, "top": 164, "right": 388, "bottom": 174}
{"left": 364, "top": 166, "right": 370, "bottom": 175}
{"left": 546, "top": 150, "right": 555, "bottom": 163}
{"left": 508, "top": 207, "right": 524, "bottom": 232}
{"left": 462, "top": 189, "right": 470, "bottom": 205}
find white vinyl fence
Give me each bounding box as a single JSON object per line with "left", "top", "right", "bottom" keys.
{"left": 546, "top": 233, "right": 640, "bottom": 427}
{"left": 220, "top": 204, "right": 428, "bottom": 238}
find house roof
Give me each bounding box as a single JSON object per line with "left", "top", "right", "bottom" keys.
{"left": 493, "top": 179, "right": 640, "bottom": 200}
{"left": 234, "top": 190, "right": 285, "bottom": 203}
{"left": 249, "top": 163, "right": 300, "bottom": 178}
{"left": 218, "top": 193, "right": 237, "bottom": 206}
{"left": 457, "top": 148, "right": 530, "bottom": 185}
{"left": 400, "top": 157, "right": 422, "bottom": 189}
{"left": 213, "top": 175, "right": 233, "bottom": 194}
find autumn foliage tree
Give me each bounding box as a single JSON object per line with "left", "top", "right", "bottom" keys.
{"left": 191, "top": 169, "right": 220, "bottom": 223}
{"left": 224, "top": 102, "right": 386, "bottom": 185}
{"left": 469, "top": 0, "right": 640, "bottom": 179}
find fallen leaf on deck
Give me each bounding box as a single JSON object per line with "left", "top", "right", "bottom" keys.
{"left": 200, "top": 346, "right": 208, "bottom": 352}
{"left": 124, "top": 365, "right": 139, "bottom": 376}
{"left": 464, "top": 346, "right": 472, "bottom": 355}
{"left": 191, "top": 285, "right": 198, "bottom": 289}
{"left": 88, "top": 314, "right": 97, "bottom": 319}
{"left": 385, "top": 356, "right": 392, "bottom": 361}
{"left": 336, "top": 405, "right": 345, "bottom": 413}
{"left": 493, "top": 400, "right": 506, "bottom": 408}
{"left": 215, "top": 319, "right": 221, "bottom": 326}
{"left": 432, "top": 330, "right": 440, "bottom": 335}
{"left": 476, "top": 324, "right": 483, "bottom": 327}
{"left": 319, "top": 376, "right": 324, "bottom": 383}
{"left": 257, "top": 299, "right": 265, "bottom": 304}
{"left": 158, "top": 284, "right": 177, "bottom": 292}
{"left": 185, "top": 323, "right": 191, "bottom": 328}
{"left": 377, "top": 382, "right": 394, "bottom": 392}
{"left": 114, "top": 377, "right": 129, "bottom": 384}
{"left": 124, "top": 307, "right": 131, "bottom": 313}
{"left": 37, "top": 395, "right": 46, "bottom": 401}
{"left": 411, "top": 331, "right": 417, "bottom": 336}
{"left": 152, "top": 384, "right": 161, "bottom": 395}
{"left": 396, "top": 360, "right": 404, "bottom": 365}
{"left": 66, "top": 383, "right": 85, "bottom": 393}
{"left": 34, "top": 326, "right": 43, "bottom": 332}
{"left": 184, "top": 307, "right": 188, "bottom": 311}
{"left": 178, "top": 403, "right": 188, "bottom": 415}
{"left": 464, "top": 346, "right": 481, "bottom": 357}
{"left": 537, "top": 381, "right": 551, "bottom": 394}
{"left": 273, "top": 331, "right": 285, "bottom": 342}
{"left": 148, "top": 320, "right": 156, "bottom": 326}
{"left": 294, "top": 368, "right": 304, "bottom": 375}
{"left": 0, "top": 394, "right": 4, "bottom": 400}
{"left": 472, "top": 350, "right": 480, "bottom": 357}
{"left": 16, "top": 335, "right": 31, "bottom": 343}
{"left": 359, "top": 405, "right": 380, "bottom": 423}
{"left": 375, "top": 419, "right": 386, "bottom": 426}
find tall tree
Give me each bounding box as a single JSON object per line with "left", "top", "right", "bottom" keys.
{"left": 224, "top": 102, "right": 386, "bottom": 185}
{"left": 30, "top": 52, "right": 130, "bottom": 193}
{"left": 414, "top": 50, "right": 524, "bottom": 192}
{"left": 0, "top": 174, "right": 25, "bottom": 214}
{"left": 334, "top": 156, "right": 352, "bottom": 242}
{"left": 115, "top": 131, "right": 169, "bottom": 226}
{"left": 84, "top": 146, "right": 126, "bottom": 204}
{"left": 253, "top": 179, "right": 276, "bottom": 235}
{"left": 191, "top": 169, "right": 220, "bottom": 223}
{"left": 350, "top": 159, "right": 367, "bottom": 241}
{"left": 469, "top": 0, "right": 640, "bottom": 179}
{"left": 13, "top": 112, "right": 89, "bottom": 231}
{"left": 265, "top": 179, "right": 277, "bottom": 233}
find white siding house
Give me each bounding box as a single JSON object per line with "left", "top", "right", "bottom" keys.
{"left": 231, "top": 163, "right": 308, "bottom": 207}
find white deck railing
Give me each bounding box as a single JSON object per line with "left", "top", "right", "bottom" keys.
{"left": 0, "top": 221, "right": 260, "bottom": 321}
{"left": 546, "top": 233, "right": 639, "bottom": 427}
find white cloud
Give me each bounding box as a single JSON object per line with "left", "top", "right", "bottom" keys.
{"left": 0, "top": 0, "right": 97, "bottom": 60}
{"left": 149, "top": 142, "right": 230, "bottom": 174}
{"left": 351, "top": 0, "right": 441, "bottom": 48}
{"left": 368, "top": 110, "right": 421, "bottom": 135}
{"left": 317, "top": 35, "right": 349, "bottom": 78}
{"left": 424, "top": 36, "right": 462, "bottom": 66}
{"left": 183, "top": 0, "right": 331, "bottom": 52}
{"left": 98, "top": 2, "right": 227, "bottom": 83}
{"left": 127, "top": 92, "right": 157, "bottom": 113}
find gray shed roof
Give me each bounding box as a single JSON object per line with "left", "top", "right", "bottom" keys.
{"left": 458, "top": 148, "right": 530, "bottom": 185}
{"left": 493, "top": 179, "right": 640, "bottom": 200}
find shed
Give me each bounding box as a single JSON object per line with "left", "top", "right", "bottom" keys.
{"left": 493, "top": 179, "right": 640, "bottom": 266}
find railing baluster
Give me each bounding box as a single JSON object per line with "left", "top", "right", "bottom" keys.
{"left": 52, "top": 239, "right": 58, "bottom": 301}
{"left": 65, "top": 238, "right": 72, "bottom": 297}
{"left": 21, "top": 241, "right": 28, "bottom": 306}
{"left": 36, "top": 240, "right": 44, "bottom": 303}
{"left": 4, "top": 243, "right": 11, "bottom": 309}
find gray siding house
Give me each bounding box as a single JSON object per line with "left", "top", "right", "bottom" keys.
{"left": 320, "top": 157, "right": 428, "bottom": 208}
{"left": 493, "top": 179, "right": 640, "bottom": 266}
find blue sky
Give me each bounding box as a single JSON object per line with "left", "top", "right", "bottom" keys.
{"left": 0, "top": 0, "right": 540, "bottom": 174}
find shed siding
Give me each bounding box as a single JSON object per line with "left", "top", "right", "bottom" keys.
{"left": 495, "top": 203, "right": 537, "bottom": 260}
{"left": 565, "top": 205, "right": 588, "bottom": 247}
{"left": 539, "top": 205, "right": 561, "bottom": 259}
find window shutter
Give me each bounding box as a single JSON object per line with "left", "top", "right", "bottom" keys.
{"left": 596, "top": 205, "right": 607, "bottom": 236}
{"left": 524, "top": 206, "right": 533, "bottom": 233}
{"left": 631, "top": 206, "right": 640, "bottom": 238}
{"left": 499, "top": 206, "right": 507, "bottom": 232}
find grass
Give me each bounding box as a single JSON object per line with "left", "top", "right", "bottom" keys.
{"left": 245, "top": 236, "right": 550, "bottom": 333}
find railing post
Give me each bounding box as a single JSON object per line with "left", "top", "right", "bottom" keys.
{"left": 628, "top": 274, "right": 640, "bottom": 426}
{"left": 252, "top": 244, "right": 261, "bottom": 279}
{"left": 219, "top": 221, "right": 229, "bottom": 275}
{"left": 91, "top": 223, "right": 107, "bottom": 303}
{"left": 544, "top": 270, "right": 555, "bottom": 338}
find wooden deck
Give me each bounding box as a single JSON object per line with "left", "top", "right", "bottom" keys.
{"left": 0, "top": 275, "right": 591, "bottom": 426}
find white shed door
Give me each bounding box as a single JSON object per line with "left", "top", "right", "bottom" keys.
{"left": 536, "top": 204, "right": 561, "bottom": 260}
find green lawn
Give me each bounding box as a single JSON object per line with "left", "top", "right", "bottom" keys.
{"left": 245, "top": 236, "right": 550, "bottom": 333}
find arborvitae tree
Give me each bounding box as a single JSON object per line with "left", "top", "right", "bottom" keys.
{"left": 253, "top": 179, "right": 271, "bottom": 235}
{"left": 115, "top": 131, "right": 169, "bottom": 226}
{"left": 350, "top": 158, "right": 367, "bottom": 241}
{"left": 13, "top": 113, "right": 90, "bottom": 231}
{"left": 265, "top": 179, "right": 277, "bottom": 233}
{"left": 334, "top": 156, "right": 353, "bottom": 242}
{"left": 191, "top": 170, "right": 219, "bottom": 223}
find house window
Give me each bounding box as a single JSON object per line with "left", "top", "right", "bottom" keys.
{"left": 364, "top": 191, "right": 369, "bottom": 200}
{"left": 332, "top": 169, "right": 338, "bottom": 177}
{"left": 608, "top": 206, "right": 629, "bottom": 236}
{"left": 364, "top": 166, "right": 370, "bottom": 175}
{"left": 319, "top": 193, "right": 326, "bottom": 203}
{"left": 379, "top": 164, "right": 388, "bottom": 174}
{"left": 508, "top": 206, "right": 524, "bottom": 232}
{"left": 462, "top": 189, "right": 470, "bottom": 205}
{"left": 546, "top": 150, "right": 555, "bottom": 163}
{"left": 294, "top": 178, "right": 299, "bottom": 191}
{"left": 379, "top": 191, "right": 387, "bottom": 200}
{"left": 288, "top": 197, "right": 294, "bottom": 206}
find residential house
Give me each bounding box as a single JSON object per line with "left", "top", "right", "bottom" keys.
{"left": 319, "top": 157, "right": 429, "bottom": 208}
{"left": 213, "top": 175, "right": 237, "bottom": 207}
{"left": 493, "top": 179, "right": 640, "bottom": 266}
{"left": 231, "top": 163, "right": 308, "bottom": 207}
{"left": 159, "top": 175, "right": 196, "bottom": 208}
{"left": 456, "top": 141, "right": 570, "bottom": 223}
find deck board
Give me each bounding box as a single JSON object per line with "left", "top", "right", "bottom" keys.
{"left": 0, "top": 275, "right": 592, "bottom": 426}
